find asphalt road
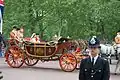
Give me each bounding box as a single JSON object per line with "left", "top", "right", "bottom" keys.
{"left": 0, "top": 58, "right": 120, "bottom": 80}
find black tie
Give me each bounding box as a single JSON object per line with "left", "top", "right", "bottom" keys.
{"left": 92, "top": 57, "right": 94, "bottom": 66}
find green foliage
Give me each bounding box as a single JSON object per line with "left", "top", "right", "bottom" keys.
{"left": 3, "top": 0, "right": 120, "bottom": 41}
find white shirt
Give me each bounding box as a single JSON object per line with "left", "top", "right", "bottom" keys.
{"left": 90, "top": 55, "right": 99, "bottom": 65}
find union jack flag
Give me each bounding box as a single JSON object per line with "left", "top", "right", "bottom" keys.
{"left": 0, "top": 0, "right": 4, "bottom": 33}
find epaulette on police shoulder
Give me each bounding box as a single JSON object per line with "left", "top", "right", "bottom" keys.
{"left": 101, "top": 58, "right": 109, "bottom": 65}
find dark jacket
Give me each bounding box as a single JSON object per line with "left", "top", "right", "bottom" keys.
{"left": 0, "top": 33, "right": 6, "bottom": 48}
{"left": 79, "top": 56, "right": 110, "bottom": 80}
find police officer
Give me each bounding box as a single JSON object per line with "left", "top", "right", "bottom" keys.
{"left": 79, "top": 36, "right": 110, "bottom": 80}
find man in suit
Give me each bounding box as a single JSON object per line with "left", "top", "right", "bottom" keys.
{"left": 79, "top": 36, "right": 110, "bottom": 80}
{"left": 0, "top": 32, "right": 6, "bottom": 57}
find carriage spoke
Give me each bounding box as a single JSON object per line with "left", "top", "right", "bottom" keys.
{"left": 59, "top": 53, "right": 77, "bottom": 72}
{"left": 69, "top": 63, "right": 73, "bottom": 70}
{"left": 24, "top": 57, "right": 39, "bottom": 66}
{"left": 5, "top": 45, "right": 24, "bottom": 68}
{"left": 10, "top": 60, "right": 14, "bottom": 65}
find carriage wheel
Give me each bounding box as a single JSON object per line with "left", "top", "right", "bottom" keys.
{"left": 59, "top": 53, "right": 77, "bottom": 72}
{"left": 5, "top": 46, "right": 24, "bottom": 68}
{"left": 24, "top": 57, "right": 39, "bottom": 66}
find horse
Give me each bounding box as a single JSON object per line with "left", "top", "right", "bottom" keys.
{"left": 100, "top": 44, "right": 114, "bottom": 55}
{"left": 100, "top": 43, "right": 120, "bottom": 74}
{"left": 100, "top": 44, "right": 117, "bottom": 63}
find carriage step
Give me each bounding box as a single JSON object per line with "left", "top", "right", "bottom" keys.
{"left": 40, "top": 57, "right": 59, "bottom": 61}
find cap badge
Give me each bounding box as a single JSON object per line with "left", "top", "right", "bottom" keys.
{"left": 90, "top": 38, "right": 96, "bottom": 44}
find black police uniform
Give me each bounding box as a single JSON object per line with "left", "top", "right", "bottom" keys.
{"left": 79, "top": 56, "right": 110, "bottom": 80}
{"left": 79, "top": 36, "right": 110, "bottom": 80}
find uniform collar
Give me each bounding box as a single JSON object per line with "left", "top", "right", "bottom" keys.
{"left": 90, "top": 55, "right": 99, "bottom": 65}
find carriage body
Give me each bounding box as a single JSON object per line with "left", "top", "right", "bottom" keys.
{"left": 5, "top": 38, "right": 80, "bottom": 72}
{"left": 25, "top": 42, "right": 56, "bottom": 57}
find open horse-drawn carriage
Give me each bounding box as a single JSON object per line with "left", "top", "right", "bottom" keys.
{"left": 5, "top": 37, "right": 88, "bottom": 72}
